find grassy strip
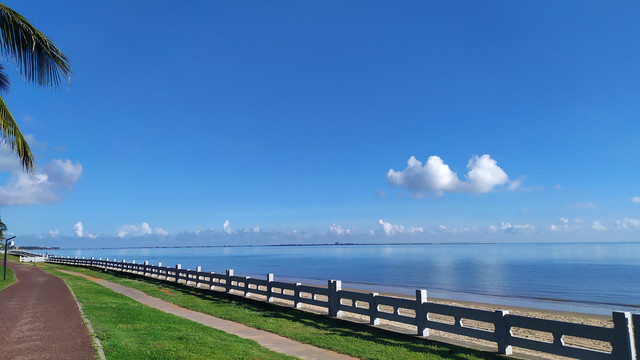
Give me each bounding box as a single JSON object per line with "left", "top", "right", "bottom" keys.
{"left": 41, "top": 263, "right": 500, "bottom": 360}
{"left": 0, "top": 266, "right": 15, "bottom": 291}
{"left": 44, "top": 267, "right": 296, "bottom": 360}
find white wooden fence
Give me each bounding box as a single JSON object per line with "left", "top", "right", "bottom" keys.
{"left": 47, "top": 255, "right": 639, "bottom": 360}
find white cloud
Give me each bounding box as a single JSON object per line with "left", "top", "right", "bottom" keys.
{"left": 48, "top": 229, "right": 59, "bottom": 237}
{"left": 615, "top": 217, "right": 640, "bottom": 230}
{"left": 155, "top": 227, "right": 168, "bottom": 236}
{"left": 592, "top": 221, "right": 606, "bottom": 231}
{"left": 74, "top": 221, "right": 98, "bottom": 239}
{"left": 329, "top": 223, "right": 352, "bottom": 235}
{"left": 118, "top": 222, "right": 165, "bottom": 237}
{"left": 566, "top": 202, "right": 596, "bottom": 209}
{"left": 489, "top": 222, "right": 535, "bottom": 233}
{"left": 223, "top": 219, "right": 232, "bottom": 234}
{"left": 378, "top": 219, "right": 423, "bottom": 235}
{"left": 387, "top": 154, "right": 513, "bottom": 195}
{"left": 631, "top": 197, "right": 640, "bottom": 203}
{"left": 0, "top": 153, "right": 83, "bottom": 206}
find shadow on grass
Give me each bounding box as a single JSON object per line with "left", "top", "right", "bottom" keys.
{"left": 86, "top": 268, "right": 501, "bottom": 360}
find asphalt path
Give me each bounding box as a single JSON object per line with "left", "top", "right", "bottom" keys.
{"left": 0, "top": 262, "right": 95, "bottom": 360}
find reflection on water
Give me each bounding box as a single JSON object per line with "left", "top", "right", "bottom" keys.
{"left": 50, "top": 242, "right": 640, "bottom": 314}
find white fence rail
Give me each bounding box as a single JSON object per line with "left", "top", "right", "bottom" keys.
{"left": 48, "top": 256, "right": 639, "bottom": 360}
{"left": 19, "top": 255, "right": 48, "bottom": 263}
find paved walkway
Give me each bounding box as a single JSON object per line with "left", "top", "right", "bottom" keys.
{"left": 59, "top": 269, "right": 357, "bottom": 360}
{"left": 0, "top": 263, "right": 95, "bottom": 360}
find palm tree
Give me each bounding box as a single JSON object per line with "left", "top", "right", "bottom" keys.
{"left": 0, "top": 3, "right": 71, "bottom": 172}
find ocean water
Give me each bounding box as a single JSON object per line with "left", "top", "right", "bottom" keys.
{"left": 48, "top": 242, "right": 640, "bottom": 315}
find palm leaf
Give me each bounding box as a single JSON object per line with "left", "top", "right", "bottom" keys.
{"left": 0, "top": 3, "right": 71, "bottom": 88}
{"left": 0, "top": 95, "right": 33, "bottom": 171}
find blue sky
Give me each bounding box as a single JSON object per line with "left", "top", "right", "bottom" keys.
{"left": 1, "top": 1, "right": 639, "bottom": 246}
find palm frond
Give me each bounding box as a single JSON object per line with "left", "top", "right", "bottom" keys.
{"left": 0, "top": 95, "right": 33, "bottom": 171}
{"left": 0, "top": 65, "right": 9, "bottom": 94}
{"left": 0, "top": 3, "right": 71, "bottom": 88}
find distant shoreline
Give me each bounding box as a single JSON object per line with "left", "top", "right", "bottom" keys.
{"left": 44, "top": 241, "right": 497, "bottom": 251}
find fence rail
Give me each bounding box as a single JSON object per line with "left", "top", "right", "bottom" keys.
{"left": 48, "top": 255, "right": 639, "bottom": 360}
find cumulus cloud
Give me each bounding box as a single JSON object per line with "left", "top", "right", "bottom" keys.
{"left": 631, "top": 197, "right": 640, "bottom": 203}
{"left": 74, "top": 221, "right": 98, "bottom": 239}
{"left": 223, "top": 219, "right": 232, "bottom": 234}
{"left": 378, "top": 219, "right": 423, "bottom": 235}
{"left": 329, "top": 223, "right": 352, "bottom": 235}
{"left": 566, "top": 202, "right": 596, "bottom": 209}
{"left": 48, "top": 229, "right": 59, "bottom": 237}
{"left": 118, "top": 222, "right": 166, "bottom": 237}
{"left": 592, "top": 221, "right": 606, "bottom": 231}
{"left": 615, "top": 217, "right": 640, "bottom": 230}
{"left": 387, "top": 154, "right": 513, "bottom": 195}
{"left": 0, "top": 155, "right": 83, "bottom": 206}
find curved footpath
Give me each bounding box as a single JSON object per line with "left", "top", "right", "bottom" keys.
{"left": 0, "top": 262, "right": 95, "bottom": 360}
{"left": 58, "top": 269, "right": 356, "bottom": 360}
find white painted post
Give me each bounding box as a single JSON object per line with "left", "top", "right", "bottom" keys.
{"left": 226, "top": 269, "right": 233, "bottom": 293}
{"left": 612, "top": 312, "right": 635, "bottom": 360}
{"left": 245, "top": 277, "right": 251, "bottom": 297}
{"left": 196, "top": 266, "right": 202, "bottom": 287}
{"left": 294, "top": 283, "right": 302, "bottom": 308}
{"left": 266, "top": 274, "right": 274, "bottom": 302}
{"left": 416, "top": 290, "right": 428, "bottom": 336}
{"left": 132, "top": 260, "right": 135, "bottom": 264}
{"left": 369, "top": 293, "right": 379, "bottom": 325}
{"left": 494, "top": 310, "right": 512, "bottom": 355}
{"left": 158, "top": 262, "right": 162, "bottom": 267}
{"left": 328, "top": 280, "right": 342, "bottom": 317}
{"left": 175, "top": 264, "right": 181, "bottom": 283}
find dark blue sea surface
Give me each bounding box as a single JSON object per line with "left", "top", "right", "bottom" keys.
{"left": 49, "top": 242, "right": 640, "bottom": 315}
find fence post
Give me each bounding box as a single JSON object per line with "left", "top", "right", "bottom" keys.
{"left": 612, "top": 312, "right": 635, "bottom": 360}
{"left": 495, "top": 310, "right": 512, "bottom": 355}
{"left": 175, "top": 264, "right": 181, "bottom": 283}
{"left": 328, "top": 280, "right": 342, "bottom": 317}
{"left": 226, "top": 269, "right": 233, "bottom": 293}
{"left": 245, "top": 277, "right": 251, "bottom": 297}
{"left": 266, "top": 274, "right": 274, "bottom": 302}
{"left": 632, "top": 314, "right": 639, "bottom": 360}
{"left": 370, "top": 293, "right": 379, "bottom": 325}
{"left": 293, "top": 283, "right": 302, "bottom": 308}
{"left": 195, "top": 266, "right": 202, "bottom": 287}
{"left": 416, "top": 290, "right": 428, "bottom": 336}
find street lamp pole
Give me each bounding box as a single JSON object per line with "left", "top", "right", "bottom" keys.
{"left": 3, "top": 235, "right": 16, "bottom": 281}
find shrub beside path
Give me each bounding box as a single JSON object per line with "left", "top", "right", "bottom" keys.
{"left": 0, "top": 263, "right": 95, "bottom": 360}
{"left": 58, "top": 269, "right": 356, "bottom": 360}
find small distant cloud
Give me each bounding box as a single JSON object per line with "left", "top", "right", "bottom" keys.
{"left": 376, "top": 190, "right": 387, "bottom": 197}
{"left": 631, "top": 196, "right": 640, "bottom": 203}
{"left": 22, "top": 115, "right": 35, "bottom": 124}
{"left": 566, "top": 202, "right": 596, "bottom": 209}
{"left": 74, "top": 221, "right": 98, "bottom": 239}
{"left": 48, "top": 229, "right": 59, "bottom": 237}
{"left": 489, "top": 222, "right": 535, "bottom": 233}
{"left": 329, "top": 223, "right": 352, "bottom": 235}
{"left": 554, "top": 184, "right": 563, "bottom": 190}
{"left": 118, "top": 222, "right": 166, "bottom": 237}
{"left": 615, "top": 217, "right": 640, "bottom": 230}
{"left": 387, "top": 154, "right": 516, "bottom": 195}
{"left": 223, "top": 220, "right": 232, "bottom": 234}
{"left": 522, "top": 208, "right": 532, "bottom": 213}
{"left": 592, "top": 221, "right": 606, "bottom": 231}
{"left": 378, "top": 219, "right": 423, "bottom": 235}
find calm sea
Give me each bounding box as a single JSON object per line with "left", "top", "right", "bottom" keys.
{"left": 48, "top": 242, "right": 640, "bottom": 315}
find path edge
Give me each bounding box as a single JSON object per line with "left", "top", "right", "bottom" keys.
{"left": 63, "top": 279, "right": 107, "bottom": 360}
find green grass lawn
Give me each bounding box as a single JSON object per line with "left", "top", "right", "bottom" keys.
{"left": 0, "top": 265, "right": 15, "bottom": 291}
{"left": 41, "top": 263, "right": 500, "bottom": 360}
{"left": 46, "top": 267, "right": 296, "bottom": 360}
